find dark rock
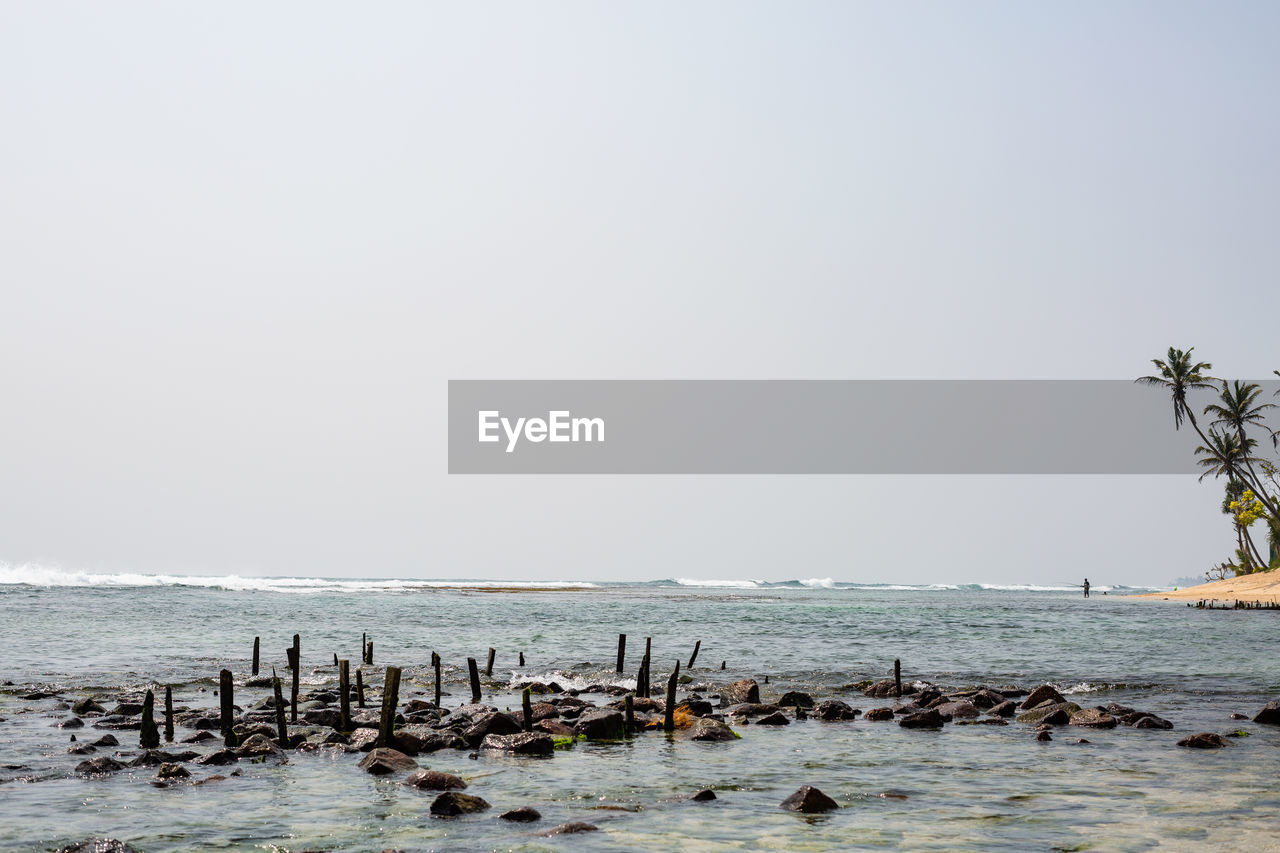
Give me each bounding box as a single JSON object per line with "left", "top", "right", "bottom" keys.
{"left": 92, "top": 735, "right": 119, "bottom": 747}
{"left": 91, "top": 715, "right": 141, "bottom": 731}
{"left": 934, "top": 701, "right": 979, "bottom": 721}
{"left": 499, "top": 806, "right": 542, "bottom": 822}
{"left": 195, "top": 749, "right": 239, "bottom": 766}
{"left": 674, "top": 700, "right": 714, "bottom": 717}
{"left": 302, "top": 708, "right": 342, "bottom": 729}
{"left": 969, "top": 689, "right": 1006, "bottom": 710}
{"left": 480, "top": 732, "right": 554, "bottom": 755}
{"left": 719, "top": 678, "right": 760, "bottom": 706}
{"left": 899, "top": 709, "right": 945, "bottom": 729}
{"left": 1252, "top": 700, "right": 1280, "bottom": 725}
{"left": 111, "top": 703, "right": 145, "bottom": 716}
{"left": 863, "top": 679, "right": 905, "bottom": 698}
{"left": 1229, "top": 712, "right": 1248, "bottom": 720}
{"left": 544, "top": 822, "right": 599, "bottom": 835}
{"left": 955, "top": 718, "right": 1008, "bottom": 726}
{"left": 68, "top": 745, "right": 96, "bottom": 755}
{"left": 1016, "top": 702, "right": 1081, "bottom": 725}
{"left": 1105, "top": 703, "right": 1137, "bottom": 716}
{"left": 75, "top": 756, "right": 125, "bottom": 775}
{"left": 780, "top": 785, "right": 839, "bottom": 813}
{"left": 156, "top": 763, "right": 190, "bottom": 780}
{"left": 429, "top": 791, "right": 491, "bottom": 817}
{"left": 1132, "top": 714, "right": 1173, "bottom": 730}
{"left": 403, "top": 769, "right": 466, "bottom": 790}
{"left": 1036, "top": 731, "right": 1052, "bottom": 742}
{"left": 755, "top": 711, "right": 791, "bottom": 726}
{"left": 863, "top": 707, "right": 895, "bottom": 722}
{"left": 236, "top": 734, "right": 284, "bottom": 757}
{"left": 181, "top": 730, "right": 217, "bottom": 744}
{"left": 989, "top": 701, "right": 1018, "bottom": 718}
{"left": 813, "top": 700, "right": 860, "bottom": 722}
{"left": 1069, "top": 709, "right": 1117, "bottom": 729}
{"left": 359, "top": 748, "right": 418, "bottom": 775}
{"left": 777, "top": 691, "right": 815, "bottom": 709}
{"left": 690, "top": 789, "right": 717, "bottom": 801}
{"left": 573, "top": 709, "right": 625, "bottom": 740}
{"left": 530, "top": 702, "right": 559, "bottom": 722}
{"left": 348, "top": 729, "right": 379, "bottom": 751}
{"left": 464, "top": 712, "right": 522, "bottom": 747}
{"left": 22, "top": 691, "right": 55, "bottom": 700}
{"left": 1019, "top": 685, "right": 1066, "bottom": 710}
{"left": 689, "top": 718, "right": 737, "bottom": 741}
{"left": 533, "top": 720, "right": 575, "bottom": 736}
{"left": 1177, "top": 732, "right": 1229, "bottom": 749}
{"left": 56, "top": 840, "right": 140, "bottom": 853}
{"left": 57, "top": 717, "right": 85, "bottom": 729}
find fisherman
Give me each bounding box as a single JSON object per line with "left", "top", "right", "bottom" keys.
{"left": 1083, "top": 578, "right": 1091, "bottom": 598}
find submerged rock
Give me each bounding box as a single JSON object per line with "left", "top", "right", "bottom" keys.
{"left": 358, "top": 748, "right": 418, "bottom": 775}
{"left": 898, "top": 709, "right": 945, "bottom": 729}
{"left": 1036, "top": 731, "right": 1052, "bottom": 742}
{"left": 780, "top": 785, "right": 839, "bottom": 813}
{"left": 480, "top": 732, "right": 554, "bottom": 755}
{"left": 813, "top": 700, "right": 860, "bottom": 722}
{"left": 74, "top": 756, "right": 124, "bottom": 776}
{"left": 777, "top": 691, "right": 815, "bottom": 709}
{"left": 403, "top": 769, "right": 466, "bottom": 790}
{"left": 1132, "top": 715, "right": 1174, "bottom": 730}
{"left": 235, "top": 734, "right": 284, "bottom": 757}
{"left": 429, "top": 791, "right": 491, "bottom": 817}
{"left": 1068, "top": 709, "right": 1117, "bottom": 729}
{"left": 156, "top": 763, "right": 190, "bottom": 780}
{"left": 863, "top": 707, "right": 895, "bottom": 722}
{"left": 1016, "top": 702, "right": 1081, "bottom": 725}
{"left": 464, "top": 712, "right": 522, "bottom": 747}
{"left": 1019, "top": 685, "right": 1065, "bottom": 710}
{"left": 755, "top": 711, "right": 791, "bottom": 726}
{"left": 989, "top": 701, "right": 1018, "bottom": 718}
{"left": 544, "top": 821, "right": 599, "bottom": 835}
{"left": 573, "top": 709, "right": 625, "bottom": 740}
{"left": 56, "top": 840, "right": 140, "bottom": 853}
{"left": 719, "top": 679, "right": 760, "bottom": 706}
{"left": 499, "top": 806, "right": 542, "bottom": 822}
{"left": 690, "top": 789, "right": 717, "bottom": 801}
{"left": 1177, "top": 732, "right": 1229, "bottom": 749}
{"left": 934, "top": 701, "right": 979, "bottom": 721}
{"left": 688, "top": 718, "right": 738, "bottom": 742}
{"left": 195, "top": 749, "right": 239, "bottom": 766}
{"left": 1252, "top": 700, "right": 1280, "bottom": 725}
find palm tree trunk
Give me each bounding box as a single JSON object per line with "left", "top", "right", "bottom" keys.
{"left": 1243, "top": 526, "right": 1267, "bottom": 570}
{"left": 1184, "top": 405, "right": 1279, "bottom": 522}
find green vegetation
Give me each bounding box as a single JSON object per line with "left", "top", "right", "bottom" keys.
{"left": 1138, "top": 348, "right": 1280, "bottom": 578}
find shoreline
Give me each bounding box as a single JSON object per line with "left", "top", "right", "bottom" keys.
{"left": 1132, "top": 570, "right": 1280, "bottom": 604}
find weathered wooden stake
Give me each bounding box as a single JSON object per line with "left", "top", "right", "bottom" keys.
{"left": 485, "top": 647, "right": 496, "bottom": 677}
{"left": 433, "top": 653, "right": 442, "bottom": 708}
{"left": 291, "top": 637, "right": 300, "bottom": 723}
{"left": 139, "top": 689, "right": 160, "bottom": 748}
{"left": 637, "top": 652, "right": 650, "bottom": 699}
{"left": 522, "top": 688, "right": 533, "bottom": 732}
{"left": 720, "top": 661, "right": 726, "bottom": 670}
{"left": 375, "top": 665, "right": 402, "bottom": 749}
{"left": 252, "top": 637, "right": 260, "bottom": 675}
{"left": 687, "top": 640, "right": 701, "bottom": 669}
{"left": 271, "top": 668, "right": 288, "bottom": 744}
{"left": 338, "top": 659, "right": 351, "bottom": 732}
{"left": 333, "top": 653, "right": 338, "bottom": 667}
{"left": 663, "top": 661, "right": 680, "bottom": 732}
{"left": 365, "top": 640, "right": 373, "bottom": 666}
{"left": 163, "top": 685, "right": 174, "bottom": 742}
{"left": 624, "top": 693, "right": 635, "bottom": 734}
{"left": 356, "top": 668, "right": 366, "bottom": 708}
{"left": 291, "top": 633, "right": 300, "bottom": 669}
{"left": 519, "top": 651, "right": 525, "bottom": 667}
{"left": 467, "top": 657, "right": 481, "bottom": 703}
{"left": 362, "top": 632, "right": 367, "bottom": 662}
{"left": 616, "top": 633, "right": 626, "bottom": 674}
{"left": 894, "top": 658, "right": 902, "bottom": 698}
{"left": 219, "top": 669, "right": 237, "bottom": 748}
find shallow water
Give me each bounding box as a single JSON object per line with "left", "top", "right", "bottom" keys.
{"left": 2, "top": 579, "right": 1279, "bottom": 852}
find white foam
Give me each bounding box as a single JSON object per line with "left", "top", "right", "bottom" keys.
{"left": 673, "top": 578, "right": 762, "bottom": 589}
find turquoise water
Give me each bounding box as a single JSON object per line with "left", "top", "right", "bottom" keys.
{"left": 2, "top": 576, "right": 1279, "bottom": 851}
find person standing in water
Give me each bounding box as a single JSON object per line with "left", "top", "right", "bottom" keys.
{"left": 1083, "top": 578, "right": 1090, "bottom": 598}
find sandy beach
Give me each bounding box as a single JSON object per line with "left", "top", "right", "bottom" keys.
{"left": 1135, "top": 570, "right": 1280, "bottom": 604}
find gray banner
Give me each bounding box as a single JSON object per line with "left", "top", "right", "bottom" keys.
{"left": 447, "top": 380, "right": 1279, "bottom": 474}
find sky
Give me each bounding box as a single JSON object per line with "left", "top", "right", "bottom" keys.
{"left": 2, "top": 1, "right": 1279, "bottom": 586}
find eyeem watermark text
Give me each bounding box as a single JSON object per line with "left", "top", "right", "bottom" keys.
{"left": 478, "top": 410, "right": 606, "bottom": 453}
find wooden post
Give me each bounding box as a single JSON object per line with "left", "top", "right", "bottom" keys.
{"left": 687, "top": 640, "right": 700, "bottom": 669}
{"left": 271, "top": 668, "right": 288, "bottom": 745}
{"left": 624, "top": 693, "right": 635, "bottom": 734}
{"left": 163, "top": 685, "right": 174, "bottom": 742}
{"left": 139, "top": 689, "right": 160, "bottom": 748}
{"left": 522, "top": 688, "right": 533, "bottom": 732}
{"left": 467, "top": 657, "right": 481, "bottom": 703}
{"left": 365, "top": 640, "right": 373, "bottom": 666}
{"left": 362, "top": 632, "right": 366, "bottom": 663}
{"left": 338, "top": 659, "right": 351, "bottom": 732}
{"left": 894, "top": 658, "right": 902, "bottom": 698}
{"left": 375, "top": 666, "right": 402, "bottom": 749}
{"left": 616, "top": 633, "right": 626, "bottom": 674}
{"left": 433, "top": 654, "right": 442, "bottom": 708}
{"left": 291, "top": 637, "right": 300, "bottom": 724}
{"left": 485, "top": 647, "right": 495, "bottom": 678}
{"left": 333, "top": 653, "right": 338, "bottom": 667}
{"left": 252, "top": 637, "right": 260, "bottom": 676}
{"left": 720, "top": 661, "right": 726, "bottom": 670}
{"left": 636, "top": 653, "right": 649, "bottom": 699}
{"left": 519, "top": 651, "right": 525, "bottom": 667}
{"left": 219, "top": 669, "right": 237, "bottom": 748}
{"left": 356, "top": 668, "right": 366, "bottom": 708}
{"left": 663, "top": 661, "right": 680, "bottom": 732}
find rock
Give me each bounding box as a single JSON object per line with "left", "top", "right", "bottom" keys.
{"left": 573, "top": 709, "right": 625, "bottom": 740}
{"left": 1177, "top": 732, "right": 1229, "bottom": 749}
{"left": 529, "top": 702, "right": 559, "bottom": 722}
{"left": 813, "top": 700, "right": 860, "bottom": 721}
{"left": 464, "top": 712, "right": 522, "bottom": 747}
{"left": 57, "top": 717, "right": 85, "bottom": 729}
{"left": 429, "top": 791, "right": 491, "bottom": 817}
{"left": 689, "top": 718, "right": 738, "bottom": 741}
{"left": 989, "top": 701, "right": 1018, "bottom": 718}
{"left": 359, "top": 748, "right": 418, "bottom": 775}
{"left": 863, "top": 707, "right": 895, "bottom": 722}
{"left": 755, "top": 711, "right": 791, "bottom": 726}
{"left": 1132, "top": 714, "right": 1173, "bottom": 730}
{"left": 544, "top": 822, "right": 599, "bottom": 835}
{"left": 1229, "top": 712, "right": 1248, "bottom": 720}
{"left": 348, "top": 729, "right": 379, "bottom": 751}
{"left": 156, "top": 763, "right": 190, "bottom": 780}
{"left": 954, "top": 718, "right": 1008, "bottom": 726}
{"left": 92, "top": 735, "right": 119, "bottom": 747}
{"left": 777, "top": 691, "right": 815, "bottom": 709}
{"left": 719, "top": 679, "right": 760, "bottom": 705}
{"left": 75, "top": 756, "right": 124, "bottom": 775}
{"left": 1019, "top": 685, "right": 1065, "bottom": 710}
{"left": 934, "top": 701, "right": 979, "bottom": 721}
{"left": 1036, "top": 731, "right": 1052, "bottom": 742}
{"left": 480, "top": 732, "right": 554, "bottom": 755}
{"left": 899, "top": 709, "right": 945, "bottom": 729}
{"left": 403, "top": 770, "right": 466, "bottom": 790}
{"left": 1068, "top": 709, "right": 1117, "bottom": 729}
{"left": 533, "top": 720, "right": 575, "bottom": 736}
{"left": 68, "top": 745, "right": 96, "bottom": 755}
{"left": 690, "top": 789, "right": 717, "bottom": 801}
{"left": 780, "top": 785, "right": 839, "bottom": 813}
{"left": 1252, "top": 700, "right": 1280, "bottom": 725}
{"left": 499, "top": 806, "right": 542, "bottom": 822}
{"left": 181, "top": 731, "right": 216, "bottom": 743}
{"left": 56, "top": 840, "right": 140, "bottom": 853}
{"left": 195, "top": 749, "right": 239, "bottom": 766}
{"left": 236, "top": 734, "right": 284, "bottom": 757}
{"left": 1016, "top": 702, "right": 1081, "bottom": 725}
{"left": 302, "top": 708, "right": 342, "bottom": 729}
{"left": 863, "top": 679, "right": 901, "bottom": 698}
{"left": 674, "top": 700, "right": 714, "bottom": 717}
{"left": 969, "top": 689, "right": 1007, "bottom": 710}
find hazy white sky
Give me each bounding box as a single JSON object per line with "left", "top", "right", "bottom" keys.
{"left": 3, "top": 2, "right": 1278, "bottom": 585}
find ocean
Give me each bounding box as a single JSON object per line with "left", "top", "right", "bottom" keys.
{"left": 2, "top": 569, "right": 1278, "bottom": 851}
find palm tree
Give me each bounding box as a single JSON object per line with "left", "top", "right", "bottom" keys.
{"left": 1136, "top": 347, "right": 1217, "bottom": 431}
{"left": 1193, "top": 429, "right": 1256, "bottom": 483}
{"left": 1204, "top": 379, "right": 1280, "bottom": 520}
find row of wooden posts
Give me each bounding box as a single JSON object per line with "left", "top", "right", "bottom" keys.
{"left": 134, "top": 631, "right": 908, "bottom": 750}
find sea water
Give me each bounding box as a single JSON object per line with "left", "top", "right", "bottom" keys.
{"left": 1, "top": 571, "right": 1278, "bottom": 851}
